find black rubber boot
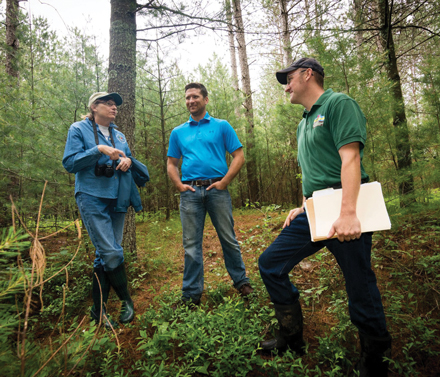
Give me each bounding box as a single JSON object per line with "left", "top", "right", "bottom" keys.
{"left": 90, "top": 266, "right": 118, "bottom": 329}
{"left": 261, "top": 301, "right": 306, "bottom": 355}
{"left": 353, "top": 333, "right": 392, "bottom": 377}
{"left": 105, "top": 263, "right": 135, "bottom": 324}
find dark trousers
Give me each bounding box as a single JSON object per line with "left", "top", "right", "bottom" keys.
{"left": 258, "top": 212, "right": 389, "bottom": 337}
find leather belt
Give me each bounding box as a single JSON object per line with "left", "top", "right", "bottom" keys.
{"left": 182, "top": 177, "right": 223, "bottom": 186}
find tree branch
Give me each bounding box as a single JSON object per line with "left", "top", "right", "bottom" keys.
{"left": 396, "top": 34, "right": 437, "bottom": 60}
{"left": 393, "top": 24, "right": 440, "bottom": 37}
{"left": 135, "top": 2, "right": 227, "bottom": 26}
{"left": 137, "top": 22, "right": 215, "bottom": 32}
{"left": 390, "top": 0, "right": 430, "bottom": 28}
{"left": 137, "top": 26, "right": 199, "bottom": 42}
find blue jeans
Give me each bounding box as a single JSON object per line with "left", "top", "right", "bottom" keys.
{"left": 259, "top": 212, "right": 389, "bottom": 337}
{"left": 179, "top": 187, "right": 249, "bottom": 301}
{"left": 76, "top": 192, "right": 126, "bottom": 271}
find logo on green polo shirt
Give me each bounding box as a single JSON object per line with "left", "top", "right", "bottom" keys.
{"left": 313, "top": 114, "right": 325, "bottom": 128}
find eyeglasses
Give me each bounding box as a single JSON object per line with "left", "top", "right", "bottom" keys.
{"left": 286, "top": 69, "right": 307, "bottom": 85}
{"left": 95, "top": 100, "right": 117, "bottom": 107}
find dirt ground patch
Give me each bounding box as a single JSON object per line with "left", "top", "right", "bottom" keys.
{"left": 37, "top": 209, "right": 440, "bottom": 376}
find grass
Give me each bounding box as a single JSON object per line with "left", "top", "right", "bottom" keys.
{"left": 1, "top": 205, "right": 440, "bottom": 376}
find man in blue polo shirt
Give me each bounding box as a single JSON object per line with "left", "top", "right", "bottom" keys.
{"left": 167, "top": 83, "right": 253, "bottom": 306}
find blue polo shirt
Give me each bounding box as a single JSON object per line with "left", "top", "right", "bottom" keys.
{"left": 62, "top": 118, "right": 132, "bottom": 198}
{"left": 167, "top": 112, "right": 242, "bottom": 181}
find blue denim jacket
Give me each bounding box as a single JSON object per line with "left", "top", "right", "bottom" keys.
{"left": 62, "top": 118, "right": 132, "bottom": 199}
{"left": 114, "top": 157, "right": 150, "bottom": 213}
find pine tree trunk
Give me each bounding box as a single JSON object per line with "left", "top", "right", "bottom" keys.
{"left": 2, "top": 0, "right": 21, "bottom": 227}
{"left": 378, "top": 0, "right": 414, "bottom": 206}
{"left": 352, "top": 0, "right": 365, "bottom": 50}
{"left": 6, "top": 0, "right": 20, "bottom": 79}
{"left": 225, "top": 0, "right": 239, "bottom": 91}
{"left": 156, "top": 53, "right": 171, "bottom": 220}
{"left": 108, "top": 0, "right": 138, "bottom": 255}
{"left": 225, "top": 0, "right": 241, "bottom": 121}
{"left": 232, "top": 0, "right": 259, "bottom": 204}
{"left": 280, "top": 0, "right": 292, "bottom": 66}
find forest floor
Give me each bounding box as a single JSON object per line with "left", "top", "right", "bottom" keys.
{"left": 31, "top": 206, "right": 440, "bottom": 376}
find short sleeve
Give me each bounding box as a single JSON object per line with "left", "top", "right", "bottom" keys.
{"left": 167, "top": 129, "right": 182, "bottom": 158}
{"left": 222, "top": 121, "right": 243, "bottom": 154}
{"left": 329, "top": 98, "right": 367, "bottom": 151}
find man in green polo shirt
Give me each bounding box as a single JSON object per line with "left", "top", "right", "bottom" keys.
{"left": 258, "top": 58, "right": 391, "bottom": 376}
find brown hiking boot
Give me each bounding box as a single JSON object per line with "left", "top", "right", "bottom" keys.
{"left": 238, "top": 283, "right": 254, "bottom": 297}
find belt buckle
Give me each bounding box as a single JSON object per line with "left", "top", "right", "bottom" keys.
{"left": 195, "top": 180, "right": 203, "bottom": 187}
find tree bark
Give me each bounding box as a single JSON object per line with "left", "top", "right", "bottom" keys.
{"left": 155, "top": 49, "right": 171, "bottom": 220}
{"left": 225, "top": 0, "right": 242, "bottom": 120}
{"left": 225, "top": 0, "right": 239, "bottom": 91}
{"left": 6, "top": 0, "right": 20, "bottom": 79}
{"left": 2, "top": 0, "right": 21, "bottom": 227}
{"left": 279, "top": 0, "right": 292, "bottom": 66}
{"left": 108, "top": 0, "right": 138, "bottom": 254}
{"left": 378, "top": 0, "right": 414, "bottom": 205}
{"left": 352, "top": 0, "right": 365, "bottom": 49}
{"left": 232, "top": 0, "right": 259, "bottom": 204}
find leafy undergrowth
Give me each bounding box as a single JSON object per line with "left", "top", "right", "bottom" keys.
{"left": 1, "top": 206, "right": 440, "bottom": 376}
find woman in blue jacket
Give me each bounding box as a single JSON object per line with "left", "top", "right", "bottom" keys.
{"left": 63, "top": 92, "right": 145, "bottom": 327}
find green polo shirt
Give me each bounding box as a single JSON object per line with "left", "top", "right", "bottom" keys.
{"left": 297, "top": 89, "right": 369, "bottom": 198}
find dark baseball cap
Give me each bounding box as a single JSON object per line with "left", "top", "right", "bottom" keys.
{"left": 276, "top": 58, "right": 325, "bottom": 84}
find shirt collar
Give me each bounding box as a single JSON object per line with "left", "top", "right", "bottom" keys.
{"left": 189, "top": 112, "right": 211, "bottom": 125}
{"left": 302, "top": 89, "right": 334, "bottom": 118}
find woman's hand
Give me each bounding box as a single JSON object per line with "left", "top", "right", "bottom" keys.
{"left": 98, "top": 145, "right": 126, "bottom": 160}
{"left": 116, "top": 157, "right": 132, "bottom": 172}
